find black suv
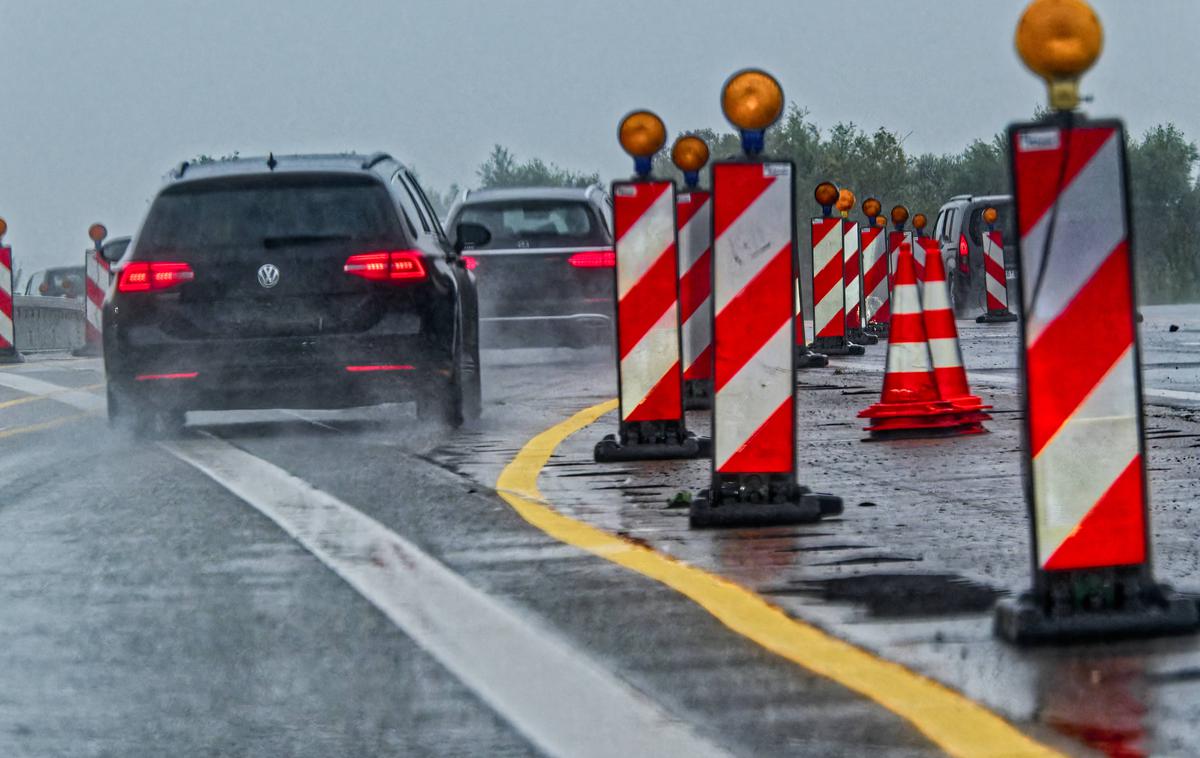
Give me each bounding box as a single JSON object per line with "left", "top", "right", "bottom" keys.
{"left": 103, "top": 153, "right": 485, "bottom": 432}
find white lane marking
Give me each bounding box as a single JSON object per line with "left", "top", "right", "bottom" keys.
{"left": 0, "top": 371, "right": 105, "bottom": 412}
{"left": 166, "top": 433, "right": 730, "bottom": 758}
{"left": 0, "top": 371, "right": 729, "bottom": 758}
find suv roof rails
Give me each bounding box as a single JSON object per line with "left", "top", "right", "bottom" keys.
{"left": 172, "top": 161, "right": 190, "bottom": 179}
{"left": 361, "top": 152, "right": 393, "bottom": 171}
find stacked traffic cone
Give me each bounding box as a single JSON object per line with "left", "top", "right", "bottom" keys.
{"left": 858, "top": 240, "right": 985, "bottom": 439}
{"left": 922, "top": 246, "right": 992, "bottom": 427}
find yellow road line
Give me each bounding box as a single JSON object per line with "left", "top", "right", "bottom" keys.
{"left": 0, "top": 412, "right": 93, "bottom": 440}
{"left": 0, "top": 383, "right": 105, "bottom": 411}
{"left": 495, "top": 399, "right": 1064, "bottom": 758}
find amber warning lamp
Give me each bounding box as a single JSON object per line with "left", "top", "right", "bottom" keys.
{"left": 912, "top": 213, "right": 928, "bottom": 233}
{"left": 836, "top": 189, "right": 856, "bottom": 219}
{"left": 672, "top": 135, "right": 710, "bottom": 189}
{"left": 862, "top": 198, "right": 882, "bottom": 226}
{"left": 814, "top": 182, "right": 838, "bottom": 217}
{"left": 88, "top": 223, "right": 108, "bottom": 250}
{"left": 890, "top": 205, "right": 909, "bottom": 231}
{"left": 721, "top": 69, "right": 784, "bottom": 156}
{"left": 1015, "top": 0, "right": 1103, "bottom": 112}
{"left": 618, "top": 110, "right": 667, "bottom": 179}
{"left": 0, "top": 217, "right": 7, "bottom": 243}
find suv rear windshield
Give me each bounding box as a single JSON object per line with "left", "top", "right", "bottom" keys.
{"left": 137, "top": 174, "right": 400, "bottom": 253}
{"left": 457, "top": 200, "right": 604, "bottom": 248}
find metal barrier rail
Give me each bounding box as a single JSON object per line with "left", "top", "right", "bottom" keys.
{"left": 13, "top": 295, "right": 85, "bottom": 352}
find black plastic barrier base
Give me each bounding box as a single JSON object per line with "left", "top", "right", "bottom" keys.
{"left": 594, "top": 420, "right": 710, "bottom": 462}
{"left": 976, "top": 309, "right": 1018, "bottom": 324}
{"left": 795, "top": 345, "right": 829, "bottom": 369}
{"left": 848, "top": 328, "right": 878, "bottom": 345}
{"left": 683, "top": 378, "right": 713, "bottom": 411}
{"left": 0, "top": 350, "right": 25, "bottom": 364}
{"left": 689, "top": 475, "right": 842, "bottom": 528}
{"left": 995, "top": 578, "right": 1200, "bottom": 645}
{"left": 809, "top": 336, "right": 865, "bottom": 356}
{"left": 865, "top": 323, "right": 889, "bottom": 339}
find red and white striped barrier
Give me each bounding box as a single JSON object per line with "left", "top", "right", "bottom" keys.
{"left": 977, "top": 225, "right": 1018, "bottom": 323}
{"left": 82, "top": 250, "right": 113, "bottom": 349}
{"left": 690, "top": 160, "right": 840, "bottom": 526}
{"left": 809, "top": 216, "right": 863, "bottom": 355}
{"left": 995, "top": 117, "right": 1196, "bottom": 643}
{"left": 594, "top": 180, "right": 703, "bottom": 461}
{"left": 861, "top": 222, "right": 889, "bottom": 334}
{"left": 843, "top": 219, "right": 875, "bottom": 345}
{"left": 0, "top": 245, "right": 20, "bottom": 363}
{"left": 888, "top": 229, "right": 917, "bottom": 284}
{"left": 677, "top": 189, "right": 713, "bottom": 409}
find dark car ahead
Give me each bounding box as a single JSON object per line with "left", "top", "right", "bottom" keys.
{"left": 103, "top": 152, "right": 485, "bottom": 433}
{"left": 933, "top": 194, "right": 1017, "bottom": 317}
{"left": 443, "top": 185, "right": 614, "bottom": 348}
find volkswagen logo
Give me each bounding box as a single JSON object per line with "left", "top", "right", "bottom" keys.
{"left": 257, "top": 263, "right": 280, "bottom": 289}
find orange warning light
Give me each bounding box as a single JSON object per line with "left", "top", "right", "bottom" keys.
{"left": 721, "top": 69, "right": 785, "bottom": 131}
{"left": 862, "top": 198, "right": 882, "bottom": 219}
{"left": 1015, "top": 0, "right": 1103, "bottom": 111}
{"left": 618, "top": 111, "right": 667, "bottom": 158}
{"left": 913, "top": 213, "right": 928, "bottom": 231}
{"left": 88, "top": 223, "right": 108, "bottom": 243}
{"left": 814, "top": 182, "right": 839, "bottom": 208}
{"left": 836, "top": 189, "right": 856, "bottom": 216}
{"left": 0, "top": 217, "right": 7, "bottom": 240}
{"left": 983, "top": 207, "right": 999, "bottom": 224}
{"left": 672, "top": 135, "right": 710, "bottom": 173}
{"left": 875, "top": 215, "right": 887, "bottom": 228}
{"left": 890, "top": 206, "right": 909, "bottom": 227}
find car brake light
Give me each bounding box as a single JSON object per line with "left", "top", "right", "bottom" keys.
{"left": 118, "top": 261, "right": 195, "bottom": 292}
{"left": 567, "top": 249, "right": 615, "bottom": 268}
{"left": 135, "top": 372, "right": 198, "bottom": 381}
{"left": 958, "top": 234, "right": 970, "bottom": 274}
{"left": 462, "top": 255, "right": 478, "bottom": 271}
{"left": 345, "top": 364, "right": 415, "bottom": 372}
{"left": 344, "top": 250, "right": 427, "bottom": 281}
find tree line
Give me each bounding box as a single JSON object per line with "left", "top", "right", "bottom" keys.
{"left": 437, "top": 108, "right": 1200, "bottom": 303}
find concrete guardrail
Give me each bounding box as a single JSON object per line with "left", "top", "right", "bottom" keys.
{"left": 13, "top": 295, "right": 85, "bottom": 352}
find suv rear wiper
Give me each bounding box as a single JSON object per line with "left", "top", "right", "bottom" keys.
{"left": 262, "top": 234, "right": 353, "bottom": 249}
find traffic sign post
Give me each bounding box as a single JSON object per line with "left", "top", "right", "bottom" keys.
{"left": 673, "top": 136, "right": 714, "bottom": 410}
{"left": 995, "top": 0, "right": 1198, "bottom": 643}
{"left": 861, "top": 199, "right": 890, "bottom": 337}
{"left": 74, "top": 223, "right": 111, "bottom": 357}
{"left": 689, "top": 69, "right": 841, "bottom": 527}
{"left": 595, "top": 112, "right": 706, "bottom": 462}
{"left": 809, "top": 184, "right": 864, "bottom": 356}
{"left": 977, "top": 207, "right": 1018, "bottom": 323}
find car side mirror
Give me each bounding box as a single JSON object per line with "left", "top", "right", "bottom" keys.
{"left": 454, "top": 223, "right": 490, "bottom": 255}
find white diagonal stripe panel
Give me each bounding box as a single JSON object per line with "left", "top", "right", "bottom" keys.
{"left": 714, "top": 319, "right": 792, "bottom": 470}
{"left": 682, "top": 295, "right": 711, "bottom": 370}
{"left": 0, "top": 312, "right": 12, "bottom": 343}
{"left": 1021, "top": 132, "right": 1125, "bottom": 343}
{"left": 619, "top": 302, "right": 680, "bottom": 420}
{"left": 713, "top": 175, "right": 790, "bottom": 316}
{"left": 843, "top": 223, "right": 860, "bottom": 310}
{"left": 812, "top": 220, "right": 842, "bottom": 335}
{"left": 1033, "top": 347, "right": 1140, "bottom": 565}
{"left": 679, "top": 198, "right": 711, "bottom": 273}
{"left": 617, "top": 187, "right": 675, "bottom": 301}
{"left": 986, "top": 276, "right": 1009, "bottom": 303}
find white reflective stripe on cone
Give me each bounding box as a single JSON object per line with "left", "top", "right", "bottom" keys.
{"left": 884, "top": 340, "right": 933, "bottom": 374}
{"left": 927, "top": 338, "right": 963, "bottom": 369}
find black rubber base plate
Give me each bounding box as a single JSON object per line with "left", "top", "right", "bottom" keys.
{"left": 995, "top": 587, "right": 1200, "bottom": 645}
{"left": 0, "top": 351, "right": 25, "bottom": 364}
{"left": 796, "top": 347, "right": 829, "bottom": 369}
{"left": 684, "top": 379, "right": 713, "bottom": 411}
{"left": 594, "top": 433, "right": 711, "bottom": 462}
{"left": 849, "top": 329, "right": 879, "bottom": 345}
{"left": 689, "top": 490, "right": 843, "bottom": 528}
{"left": 976, "top": 311, "right": 1018, "bottom": 324}
{"left": 811, "top": 340, "right": 866, "bottom": 356}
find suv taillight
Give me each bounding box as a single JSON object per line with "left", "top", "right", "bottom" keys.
{"left": 958, "top": 234, "right": 970, "bottom": 274}
{"left": 344, "top": 250, "right": 427, "bottom": 281}
{"left": 567, "top": 249, "right": 615, "bottom": 268}
{"left": 117, "top": 261, "right": 195, "bottom": 292}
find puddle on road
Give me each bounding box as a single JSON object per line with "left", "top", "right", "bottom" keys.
{"left": 766, "top": 572, "right": 1005, "bottom": 618}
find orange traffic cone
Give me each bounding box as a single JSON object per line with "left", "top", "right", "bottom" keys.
{"left": 858, "top": 240, "right": 980, "bottom": 439}
{"left": 921, "top": 245, "right": 991, "bottom": 429}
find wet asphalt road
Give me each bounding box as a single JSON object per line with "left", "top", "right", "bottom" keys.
{"left": 2, "top": 304, "right": 1200, "bottom": 757}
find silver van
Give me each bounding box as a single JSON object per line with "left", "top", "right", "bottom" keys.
{"left": 932, "top": 194, "right": 1017, "bottom": 318}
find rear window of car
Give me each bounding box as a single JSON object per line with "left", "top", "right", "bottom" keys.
{"left": 137, "top": 174, "right": 400, "bottom": 252}
{"left": 456, "top": 200, "right": 605, "bottom": 248}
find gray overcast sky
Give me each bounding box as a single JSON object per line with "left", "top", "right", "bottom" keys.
{"left": 2, "top": 0, "right": 1194, "bottom": 271}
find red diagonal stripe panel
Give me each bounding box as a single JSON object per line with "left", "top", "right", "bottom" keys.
{"left": 683, "top": 343, "right": 712, "bottom": 381}
{"left": 1027, "top": 240, "right": 1133, "bottom": 456}
{"left": 676, "top": 191, "right": 709, "bottom": 228}
{"left": 813, "top": 251, "right": 843, "bottom": 306}
{"left": 713, "top": 244, "right": 791, "bottom": 393}
{"left": 1013, "top": 126, "right": 1116, "bottom": 238}
{"left": 614, "top": 182, "right": 671, "bottom": 242}
{"left": 1043, "top": 456, "right": 1146, "bottom": 570}
{"left": 984, "top": 253, "right": 1007, "bottom": 284}
{"left": 617, "top": 246, "right": 677, "bottom": 360}
{"left": 86, "top": 277, "right": 106, "bottom": 308}
{"left": 718, "top": 395, "right": 793, "bottom": 473}
{"left": 625, "top": 359, "right": 683, "bottom": 422}
{"left": 712, "top": 168, "right": 774, "bottom": 243}
{"left": 679, "top": 248, "right": 710, "bottom": 320}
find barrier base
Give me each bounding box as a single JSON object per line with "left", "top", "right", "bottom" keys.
{"left": 848, "top": 328, "right": 878, "bottom": 345}
{"left": 594, "top": 420, "right": 710, "bottom": 462}
{"left": 690, "top": 477, "right": 843, "bottom": 528}
{"left": 995, "top": 584, "right": 1199, "bottom": 645}
{"left": 865, "top": 322, "right": 889, "bottom": 339}
{"left": 71, "top": 342, "right": 102, "bottom": 357}
{"left": 976, "top": 309, "right": 1018, "bottom": 324}
{"left": 809, "top": 337, "right": 866, "bottom": 356}
{"left": 684, "top": 378, "right": 713, "bottom": 411}
{"left": 795, "top": 345, "right": 829, "bottom": 369}
{"left": 0, "top": 350, "right": 25, "bottom": 364}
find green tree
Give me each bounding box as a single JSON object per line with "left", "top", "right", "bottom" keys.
{"left": 476, "top": 145, "right": 600, "bottom": 188}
